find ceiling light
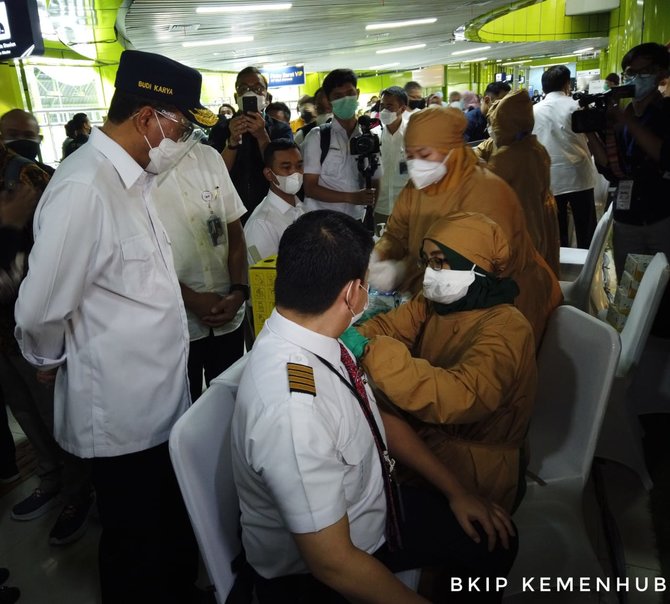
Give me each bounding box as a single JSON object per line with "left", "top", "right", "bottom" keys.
{"left": 182, "top": 36, "right": 254, "bottom": 48}
{"left": 368, "top": 62, "right": 400, "bottom": 70}
{"left": 573, "top": 47, "right": 594, "bottom": 54}
{"left": 376, "top": 43, "right": 426, "bottom": 55}
{"left": 501, "top": 59, "right": 532, "bottom": 66}
{"left": 460, "top": 57, "right": 487, "bottom": 63}
{"left": 196, "top": 3, "right": 292, "bottom": 14}
{"left": 366, "top": 18, "right": 437, "bottom": 31}
{"left": 451, "top": 45, "right": 491, "bottom": 56}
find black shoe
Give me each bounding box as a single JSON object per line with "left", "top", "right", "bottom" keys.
{"left": 49, "top": 491, "right": 95, "bottom": 546}
{"left": 0, "top": 585, "right": 20, "bottom": 604}
{"left": 0, "top": 569, "right": 8, "bottom": 586}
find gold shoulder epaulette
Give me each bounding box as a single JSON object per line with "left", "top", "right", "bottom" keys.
{"left": 287, "top": 362, "right": 316, "bottom": 396}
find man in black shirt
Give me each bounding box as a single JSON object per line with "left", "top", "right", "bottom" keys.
{"left": 208, "top": 66, "right": 293, "bottom": 219}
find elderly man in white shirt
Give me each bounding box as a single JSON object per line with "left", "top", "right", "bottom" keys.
{"left": 154, "top": 141, "right": 248, "bottom": 401}
{"left": 14, "top": 50, "right": 218, "bottom": 604}
{"left": 533, "top": 65, "right": 597, "bottom": 248}
{"left": 376, "top": 86, "right": 409, "bottom": 224}
{"left": 244, "top": 139, "right": 304, "bottom": 264}
{"left": 303, "top": 68, "right": 381, "bottom": 221}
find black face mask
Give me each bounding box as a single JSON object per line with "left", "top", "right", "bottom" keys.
{"left": 409, "top": 99, "right": 426, "bottom": 111}
{"left": 6, "top": 139, "right": 40, "bottom": 161}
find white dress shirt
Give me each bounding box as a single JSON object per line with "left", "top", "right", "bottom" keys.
{"left": 302, "top": 119, "right": 382, "bottom": 220}
{"left": 15, "top": 127, "right": 191, "bottom": 458}
{"left": 377, "top": 121, "right": 409, "bottom": 217}
{"left": 154, "top": 143, "right": 247, "bottom": 340}
{"left": 243, "top": 189, "right": 304, "bottom": 264}
{"left": 231, "top": 309, "right": 387, "bottom": 578}
{"left": 532, "top": 91, "right": 596, "bottom": 196}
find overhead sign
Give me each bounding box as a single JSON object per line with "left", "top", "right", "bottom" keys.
{"left": 0, "top": 0, "right": 44, "bottom": 60}
{"left": 264, "top": 65, "right": 305, "bottom": 87}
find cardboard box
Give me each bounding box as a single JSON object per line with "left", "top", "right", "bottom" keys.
{"left": 249, "top": 255, "right": 277, "bottom": 337}
{"left": 618, "top": 270, "right": 640, "bottom": 299}
{"left": 606, "top": 304, "right": 628, "bottom": 332}
{"left": 623, "top": 254, "right": 653, "bottom": 282}
{"left": 612, "top": 285, "right": 634, "bottom": 315}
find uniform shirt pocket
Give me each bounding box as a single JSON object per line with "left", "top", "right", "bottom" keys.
{"left": 340, "top": 428, "right": 372, "bottom": 502}
{"left": 120, "top": 234, "right": 156, "bottom": 297}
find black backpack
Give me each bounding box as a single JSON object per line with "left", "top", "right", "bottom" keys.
{"left": 318, "top": 123, "right": 332, "bottom": 165}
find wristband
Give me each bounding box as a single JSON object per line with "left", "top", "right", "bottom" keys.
{"left": 229, "top": 283, "right": 250, "bottom": 301}
{"left": 227, "top": 140, "right": 240, "bottom": 150}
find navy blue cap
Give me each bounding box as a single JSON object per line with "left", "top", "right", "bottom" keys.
{"left": 114, "top": 50, "right": 218, "bottom": 128}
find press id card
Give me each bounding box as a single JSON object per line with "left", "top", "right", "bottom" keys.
{"left": 615, "top": 180, "right": 634, "bottom": 211}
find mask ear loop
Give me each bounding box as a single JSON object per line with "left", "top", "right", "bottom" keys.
{"left": 470, "top": 263, "right": 487, "bottom": 278}
{"left": 143, "top": 110, "right": 168, "bottom": 150}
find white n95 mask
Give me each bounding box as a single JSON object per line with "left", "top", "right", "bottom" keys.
{"left": 379, "top": 109, "right": 399, "bottom": 126}
{"left": 423, "top": 266, "right": 476, "bottom": 305}
{"left": 273, "top": 171, "right": 303, "bottom": 195}
{"left": 407, "top": 156, "right": 448, "bottom": 190}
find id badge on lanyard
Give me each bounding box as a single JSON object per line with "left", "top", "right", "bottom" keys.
{"left": 615, "top": 180, "right": 634, "bottom": 211}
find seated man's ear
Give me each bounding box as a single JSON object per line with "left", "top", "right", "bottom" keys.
{"left": 262, "top": 167, "right": 276, "bottom": 185}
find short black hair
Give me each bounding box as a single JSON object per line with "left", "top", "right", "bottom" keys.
{"left": 322, "top": 69, "right": 358, "bottom": 98}
{"left": 542, "top": 65, "right": 571, "bottom": 94}
{"left": 263, "top": 138, "right": 300, "bottom": 168}
{"left": 605, "top": 73, "right": 620, "bottom": 85}
{"left": 404, "top": 81, "right": 422, "bottom": 93}
{"left": 266, "top": 101, "right": 291, "bottom": 122}
{"left": 622, "top": 42, "right": 670, "bottom": 71}
{"left": 275, "top": 210, "right": 373, "bottom": 315}
{"left": 236, "top": 65, "right": 268, "bottom": 88}
{"left": 106, "top": 90, "right": 176, "bottom": 124}
{"left": 70, "top": 113, "right": 88, "bottom": 130}
{"left": 218, "top": 103, "right": 236, "bottom": 115}
{"left": 484, "top": 81, "right": 511, "bottom": 98}
{"left": 381, "top": 86, "right": 408, "bottom": 106}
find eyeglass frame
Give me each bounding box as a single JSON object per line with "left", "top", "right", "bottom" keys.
{"left": 235, "top": 83, "right": 267, "bottom": 96}
{"left": 417, "top": 255, "right": 449, "bottom": 271}
{"left": 153, "top": 109, "right": 196, "bottom": 142}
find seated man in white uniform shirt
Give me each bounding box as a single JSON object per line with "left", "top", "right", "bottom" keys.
{"left": 154, "top": 140, "right": 248, "bottom": 401}
{"left": 244, "top": 139, "right": 304, "bottom": 264}
{"left": 231, "top": 210, "right": 517, "bottom": 604}
{"left": 14, "top": 50, "right": 218, "bottom": 604}
{"left": 302, "top": 68, "right": 381, "bottom": 220}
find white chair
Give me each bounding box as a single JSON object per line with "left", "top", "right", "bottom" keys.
{"left": 559, "top": 204, "right": 613, "bottom": 312}
{"left": 169, "top": 382, "right": 241, "bottom": 603}
{"left": 596, "top": 252, "right": 670, "bottom": 489}
{"left": 506, "top": 306, "right": 620, "bottom": 596}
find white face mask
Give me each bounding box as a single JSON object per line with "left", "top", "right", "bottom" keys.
{"left": 423, "top": 265, "right": 480, "bottom": 305}
{"left": 346, "top": 281, "right": 369, "bottom": 326}
{"left": 272, "top": 171, "right": 303, "bottom": 195}
{"left": 241, "top": 90, "right": 266, "bottom": 113}
{"left": 379, "top": 109, "right": 399, "bottom": 126}
{"left": 407, "top": 155, "right": 448, "bottom": 190}
{"left": 144, "top": 111, "right": 195, "bottom": 175}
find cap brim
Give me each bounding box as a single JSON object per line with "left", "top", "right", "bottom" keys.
{"left": 183, "top": 105, "right": 219, "bottom": 128}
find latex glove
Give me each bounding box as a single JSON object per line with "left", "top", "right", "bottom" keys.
{"left": 340, "top": 327, "right": 370, "bottom": 360}
{"left": 368, "top": 256, "right": 407, "bottom": 293}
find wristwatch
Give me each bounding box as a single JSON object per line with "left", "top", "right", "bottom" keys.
{"left": 229, "top": 283, "right": 250, "bottom": 300}
{"left": 227, "top": 139, "right": 240, "bottom": 150}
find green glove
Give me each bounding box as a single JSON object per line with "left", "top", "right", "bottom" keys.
{"left": 340, "top": 327, "right": 370, "bottom": 360}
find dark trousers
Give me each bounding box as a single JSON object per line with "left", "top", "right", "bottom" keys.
{"left": 254, "top": 486, "right": 518, "bottom": 603}
{"left": 555, "top": 188, "right": 597, "bottom": 249}
{"left": 0, "top": 392, "right": 17, "bottom": 477}
{"left": 188, "top": 326, "right": 244, "bottom": 401}
{"left": 91, "top": 442, "right": 199, "bottom": 604}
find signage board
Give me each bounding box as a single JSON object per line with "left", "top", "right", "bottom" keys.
{"left": 0, "top": 0, "right": 44, "bottom": 60}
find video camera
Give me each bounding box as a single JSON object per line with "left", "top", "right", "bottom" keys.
{"left": 571, "top": 84, "right": 635, "bottom": 133}
{"left": 350, "top": 115, "right": 381, "bottom": 156}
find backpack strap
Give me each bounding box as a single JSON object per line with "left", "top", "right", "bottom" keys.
{"left": 319, "top": 123, "right": 332, "bottom": 165}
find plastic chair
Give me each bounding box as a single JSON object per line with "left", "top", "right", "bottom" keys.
{"left": 596, "top": 252, "right": 670, "bottom": 489}
{"left": 506, "top": 306, "right": 620, "bottom": 595}
{"left": 559, "top": 204, "right": 613, "bottom": 312}
{"left": 169, "top": 383, "right": 240, "bottom": 603}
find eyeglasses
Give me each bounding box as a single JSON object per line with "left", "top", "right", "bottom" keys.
{"left": 154, "top": 109, "right": 196, "bottom": 142}
{"left": 417, "top": 255, "right": 448, "bottom": 271}
{"left": 623, "top": 65, "right": 658, "bottom": 79}
{"left": 235, "top": 84, "right": 267, "bottom": 96}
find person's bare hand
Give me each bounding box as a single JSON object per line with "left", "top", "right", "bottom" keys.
{"left": 0, "top": 183, "right": 39, "bottom": 228}
{"left": 227, "top": 115, "right": 247, "bottom": 147}
{"left": 186, "top": 291, "right": 224, "bottom": 320}
{"left": 244, "top": 112, "right": 269, "bottom": 141}
{"left": 351, "top": 188, "right": 376, "bottom": 206}
{"left": 449, "top": 491, "right": 515, "bottom": 552}
{"left": 201, "top": 292, "right": 244, "bottom": 327}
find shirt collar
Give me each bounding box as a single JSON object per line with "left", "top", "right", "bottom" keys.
{"left": 266, "top": 309, "right": 341, "bottom": 366}
{"left": 89, "top": 127, "right": 146, "bottom": 190}
{"left": 266, "top": 189, "right": 301, "bottom": 214}
{"left": 331, "top": 117, "right": 361, "bottom": 138}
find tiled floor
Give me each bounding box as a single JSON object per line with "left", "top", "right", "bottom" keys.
{"left": 1, "top": 410, "right": 666, "bottom": 604}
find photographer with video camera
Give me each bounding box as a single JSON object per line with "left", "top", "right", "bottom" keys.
{"left": 303, "top": 68, "right": 381, "bottom": 223}
{"left": 585, "top": 42, "right": 670, "bottom": 335}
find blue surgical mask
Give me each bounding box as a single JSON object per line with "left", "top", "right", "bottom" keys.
{"left": 332, "top": 95, "right": 359, "bottom": 120}
{"left": 628, "top": 74, "right": 657, "bottom": 100}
